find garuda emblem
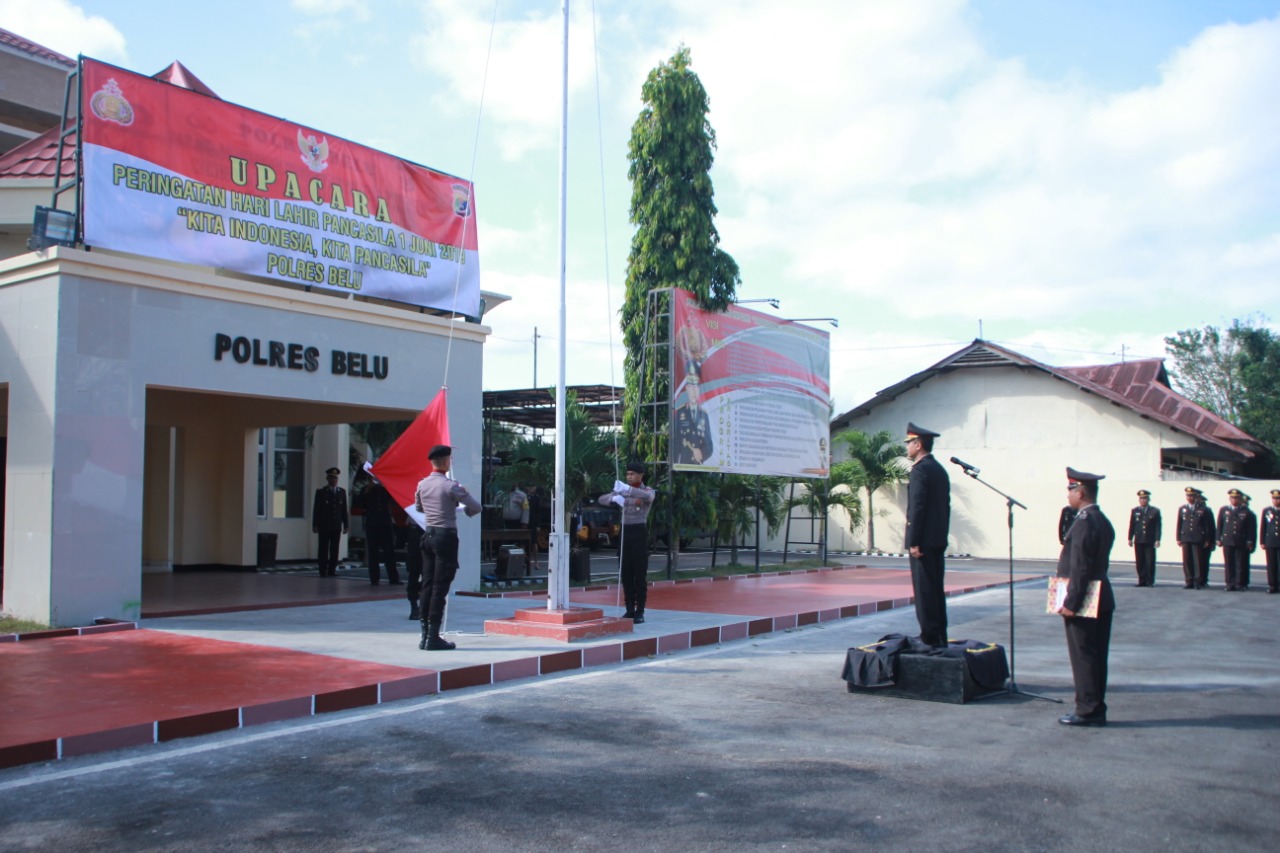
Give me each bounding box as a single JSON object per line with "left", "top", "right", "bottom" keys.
{"left": 297, "top": 129, "right": 329, "bottom": 173}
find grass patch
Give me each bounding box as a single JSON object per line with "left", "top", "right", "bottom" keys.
{"left": 0, "top": 614, "right": 52, "bottom": 634}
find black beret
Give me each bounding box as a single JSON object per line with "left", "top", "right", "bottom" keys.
{"left": 428, "top": 444, "right": 452, "bottom": 460}
{"left": 626, "top": 461, "right": 646, "bottom": 476}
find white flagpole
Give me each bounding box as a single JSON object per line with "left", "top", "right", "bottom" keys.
{"left": 549, "top": 0, "right": 571, "bottom": 611}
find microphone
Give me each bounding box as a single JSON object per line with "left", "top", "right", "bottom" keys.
{"left": 949, "top": 456, "right": 980, "bottom": 475}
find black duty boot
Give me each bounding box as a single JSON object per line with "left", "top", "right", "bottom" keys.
{"left": 418, "top": 622, "right": 429, "bottom": 650}
{"left": 425, "top": 620, "right": 456, "bottom": 651}
{"left": 409, "top": 601, "right": 420, "bottom": 621}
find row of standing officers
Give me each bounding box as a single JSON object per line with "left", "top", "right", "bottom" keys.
{"left": 1060, "top": 486, "right": 1280, "bottom": 593}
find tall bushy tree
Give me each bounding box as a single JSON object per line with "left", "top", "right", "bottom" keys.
{"left": 834, "top": 429, "right": 909, "bottom": 553}
{"left": 1163, "top": 324, "right": 1244, "bottom": 423}
{"left": 622, "top": 45, "right": 741, "bottom": 549}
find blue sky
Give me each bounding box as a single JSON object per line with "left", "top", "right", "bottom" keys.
{"left": 7, "top": 0, "right": 1280, "bottom": 415}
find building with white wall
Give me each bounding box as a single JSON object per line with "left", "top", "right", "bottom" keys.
{"left": 0, "top": 37, "right": 499, "bottom": 626}
{"left": 818, "top": 340, "right": 1275, "bottom": 562}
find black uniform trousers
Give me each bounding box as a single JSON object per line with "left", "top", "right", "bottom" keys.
{"left": 1181, "top": 543, "right": 1210, "bottom": 587}
{"left": 620, "top": 523, "right": 649, "bottom": 616}
{"left": 1222, "top": 546, "right": 1248, "bottom": 590}
{"left": 1063, "top": 610, "right": 1112, "bottom": 719}
{"left": 405, "top": 525, "right": 423, "bottom": 606}
{"left": 418, "top": 527, "right": 460, "bottom": 624}
{"left": 1134, "top": 543, "right": 1157, "bottom": 586}
{"left": 1265, "top": 547, "right": 1279, "bottom": 592}
{"left": 317, "top": 528, "right": 341, "bottom": 577}
{"left": 365, "top": 519, "right": 400, "bottom": 584}
{"left": 909, "top": 547, "right": 948, "bottom": 647}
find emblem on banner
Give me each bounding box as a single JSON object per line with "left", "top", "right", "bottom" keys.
{"left": 451, "top": 184, "right": 471, "bottom": 217}
{"left": 89, "top": 78, "right": 135, "bottom": 126}
{"left": 297, "top": 129, "right": 330, "bottom": 173}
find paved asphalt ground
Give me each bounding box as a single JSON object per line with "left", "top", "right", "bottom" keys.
{"left": 1, "top": 565, "right": 1277, "bottom": 852}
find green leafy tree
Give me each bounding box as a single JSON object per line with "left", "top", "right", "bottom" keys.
{"left": 621, "top": 45, "right": 741, "bottom": 552}
{"left": 1163, "top": 324, "right": 1244, "bottom": 423}
{"left": 489, "top": 393, "right": 618, "bottom": 537}
{"left": 1234, "top": 323, "right": 1280, "bottom": 473}
{"left": 1165, "top": 317, "right": 1280, "bottom": 473}
{"left": 833, "top": 429, "right": 909, "bottom": 553}
{"left": 622, "top": 45, "right": 740, "bottom": 461}
{"left": 713, "top": 475, "right": 787, "bottom": 564}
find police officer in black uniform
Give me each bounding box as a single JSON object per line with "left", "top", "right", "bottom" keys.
{"left": 360, "top": 477, "right": 402, "bottom": 586}
{"left": 1127, "top": 489, "right": 1162, "bottom": 587}
{"left": 1176, "top": 487, "right": 1215, "bottom": 589}
{"left": 1241, "top": 493, "right": 1258, "bottom": 590}
{"left": 1261, "top": 489, "right": 1280, "bottom": 594}
{"left": 1055, "top": 467, "right": 1116, "bottom": 727}
{"left": 312, "top": 466, "right": 348, "bottom": 577}
{"left": 1217, "top": 488, "right": 1256, "bottom": 592}
{"left": 903, "top": 422, "right": 950, "bottom": 648}
{"left": 1058, "top": 505, "right": 1077, "bottom": 546}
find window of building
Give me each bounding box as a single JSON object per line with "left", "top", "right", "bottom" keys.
{"left": 255, "top": 427, "right": 308, "bottom": 519}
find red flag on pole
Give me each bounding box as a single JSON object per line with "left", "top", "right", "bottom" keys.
{"left": 367, "top": 389, "right": 450, "bottom": 529}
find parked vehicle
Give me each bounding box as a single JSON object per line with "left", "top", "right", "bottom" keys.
{"left": 576, "top": 505, "right": 621, "bottom": 550}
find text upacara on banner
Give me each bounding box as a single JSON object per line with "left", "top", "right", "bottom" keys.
{"left": 79, "top": 58, "right": 481, "bottom": 318}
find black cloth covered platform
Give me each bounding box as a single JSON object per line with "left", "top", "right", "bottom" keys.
{"left": 841, "top": 634, "right": 1009, "bottom": 704}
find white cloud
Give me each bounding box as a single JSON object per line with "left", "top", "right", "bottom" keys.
{"left": 0, "top": 0, "right": 127, "bottom": 61}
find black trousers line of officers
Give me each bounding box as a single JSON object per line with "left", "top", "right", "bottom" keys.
{"left": 1097, "top": 487, "right": 1280, "bottom": 594}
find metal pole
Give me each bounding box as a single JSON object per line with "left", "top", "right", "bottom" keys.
{"left": 754, "top": 476, "right": 761, "bottom": 572}
{"left": 548, "top": 0, "right": 570, "bottom": 611}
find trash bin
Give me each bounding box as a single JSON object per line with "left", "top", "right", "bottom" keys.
{"left": 570, "top": 548, "right": 591, "bottom": 583}
{"left": 506, "top": 548, "right": 526, "bottom": 578}
{"left": 256, "top": 532, "right": 277, "bottom": 570}
{"left": 497, "top": 544, "right": 516, "bottom": 578}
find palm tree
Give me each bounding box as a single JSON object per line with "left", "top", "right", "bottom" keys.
{"left": 785, "top": 466, "right": 863, "bottom": 563}
{"left": 714, "top": 475, "right": 786, "bottom": 565}
{"left": 834, "top": 428, "right": 909, "bottom": 553}
{"left": 489, "top": 392, "right": 619, "bottom": 535}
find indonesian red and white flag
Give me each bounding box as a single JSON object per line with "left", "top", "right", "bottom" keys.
{"left": 366, "top": 389, "right": 450, "bottom": 529}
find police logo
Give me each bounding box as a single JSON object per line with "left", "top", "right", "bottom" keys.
{"left": 90, "top": 78, "right": 134, "bottom": 126}
{"left": 451, "top": 184, "right": 471, "bottom": 217}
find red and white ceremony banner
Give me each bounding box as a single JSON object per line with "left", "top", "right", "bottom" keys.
{"left": 671, "top": 289, "right": 831, "bottom": 478}
{"left": 79, "top": 58, "right": 481, "bottom": 317}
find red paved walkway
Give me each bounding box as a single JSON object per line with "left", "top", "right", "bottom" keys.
{"left": 1, "top": 567, "right": 1014, "bottom": 770}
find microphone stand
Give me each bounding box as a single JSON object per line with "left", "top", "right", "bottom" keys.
{"left": 957, "top": 466, "right": 1061, "bottom": 703}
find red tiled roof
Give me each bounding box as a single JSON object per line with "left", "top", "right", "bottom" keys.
{"left": 833, "top": 340, "right": 1265, "bottom": 461}
{"left": 0, "top": 27, "right": 76, "bottom": 68}
{"left": 0, "top": 127, "right": 76, "bottom": 180}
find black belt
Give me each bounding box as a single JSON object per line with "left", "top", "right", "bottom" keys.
{"left": 425, "top": 526, "right": 457, "bottom": 534}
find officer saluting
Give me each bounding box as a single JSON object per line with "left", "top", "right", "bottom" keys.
{"left": 1127, "top": 490, "right": 1162, "bottom": 587}
{"left": 413, "top": 445, "right": 481, "bottom": 650}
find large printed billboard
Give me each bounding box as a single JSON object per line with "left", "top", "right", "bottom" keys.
{"left": 79, "top": 58, "right": 481, "bottom": 317}
{"left": 671, "top": 289, "right": 831, "bottom": 478}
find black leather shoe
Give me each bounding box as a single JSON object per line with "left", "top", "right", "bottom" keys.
{"left": 1058, "top": 714, "right": 1106, "bottom": 727}
{"left": 633, "top": 614, "right": 645, "bottom": 624}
